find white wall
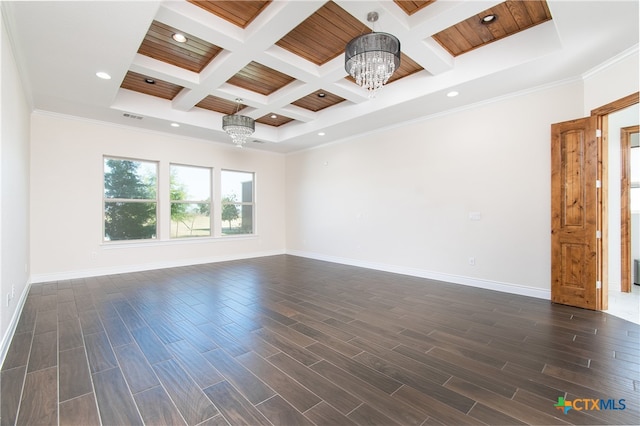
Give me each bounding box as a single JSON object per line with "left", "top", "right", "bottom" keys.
{"left": 30, "top": 113, "right": 286, "bottom": 281}
{"left": 583, "top": 50, "right": 639, "bottom": 115}
{"left": 286, "top": 82, "right": 585, "bottom": 297}
{"left": 1, "top": 12, "right": 31, "bottom": 361}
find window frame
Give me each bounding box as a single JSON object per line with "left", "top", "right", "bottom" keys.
{"left": 220, "top": 169, "right": 256, "bottom": 236}
{"left": 169, "top": 163, "right": 213, "bottom": 239}
{"left": 103, "top": 156, "right": 159, "bottom": 242}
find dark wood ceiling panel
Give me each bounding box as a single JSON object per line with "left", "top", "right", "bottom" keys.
{"left": 138, "top": 21, "right": 223, "bottom": 72}
{"left": 226, "top": 61, "right": 295, "bottom": 95}
{"left": 256, "top": 114, "right": 294, "bottom": 127}
{"left": 522, "top": 0, "right": 553, "bottom": 22}
{"left": 432, "top": 0, "right": 552, "bottom": 57}
{"left": 276, "top": 1, "right": 368, "bottom": 65}
{"left": 393, "top": 1, "right": 436, "bottom": 16}
{"left": 432, "top": 27, "right": 471, "bottom": 56}
{"left": 120, "top": 71, "right": 183, "bottom": 100}
{"left": 292, "top": 89, "right": 346, "bottom": 112}
{"left": 195, "top": 95, "right": 246, "bottom": 115}
{"left": 187, "top": 0, "right": 271, "bottom": 28}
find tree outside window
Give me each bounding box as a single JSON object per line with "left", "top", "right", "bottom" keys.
{"left": 103, "top": 158, "right": 157, "bottom": 241}
{"left": 170, "top": 165, "right": 212, "bottom": 238}
{"left": 221, "top": 170, "right": 254, "bottom": 235}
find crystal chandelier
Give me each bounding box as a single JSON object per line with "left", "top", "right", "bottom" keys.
{"left": 345, "top": 12, "right": 400, "bottom": 98}
{"left": 222, "top": 98, "right": 255, "bottom": 147}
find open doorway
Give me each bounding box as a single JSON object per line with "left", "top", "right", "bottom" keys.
{"left": 606, "top": 103, "right": 639, "bottom": 323}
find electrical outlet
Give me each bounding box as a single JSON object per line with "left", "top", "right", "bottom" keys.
{"left": 469, "top": 257, "right": 476, "bottom": 266}
{"left": 6, "top": 293, "right": 10, "bottom": 307}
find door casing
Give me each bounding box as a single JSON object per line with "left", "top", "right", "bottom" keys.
{"left": 620, "top": 125, "right": 638, "bottom": 293}
{"left": 591, "top": 92, "right": 640, "bottom": 309}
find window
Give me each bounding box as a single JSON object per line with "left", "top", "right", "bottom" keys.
{"left": 170, "top": 164, "right": 212, "bottom": 238}
{"left": 221, "top": 170, "right": 254, "bottom": 235}
{"left": 104, "top": 157, "right": 157, "bottom": 241}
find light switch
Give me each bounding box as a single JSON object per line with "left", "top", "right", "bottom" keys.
{"left": 469, "top": 212, "right": 482, "bottom": 221}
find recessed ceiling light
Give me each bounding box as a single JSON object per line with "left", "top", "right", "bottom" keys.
{"left": 318, "top": 92, "right": 326, "bottom": 98}
{"left": 170, "top": 123, "right": 180, "bottom": 127}
{"left": 447, "top": 91, "right": 459, "bottom": 97}
{"left": 270, "top": 114, "right": 277, "bottom": 119}
{"left": 318, "top": 132, "right": 326, "bottom": 136}
{"left": 96, "top": 71, "right": 111, "bottom": 80}
{"left": 481, "top": 14, "right": 497, "bottom": 24}
{"left": 172, "top": 33, "right": 187, "bottom": 43}
{"left": 144, "top": 78, "right": 155, "bottom": 84}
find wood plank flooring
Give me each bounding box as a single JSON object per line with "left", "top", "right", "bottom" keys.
{"left": 1, "top": 255, "right": 639, "bottom": 425}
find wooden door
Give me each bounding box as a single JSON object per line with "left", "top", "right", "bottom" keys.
{"left": 551, "top": 117, "right": 600, "bottom": 309}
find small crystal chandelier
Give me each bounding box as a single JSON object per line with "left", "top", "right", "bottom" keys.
{"left": 345, "top": 11, "right": 401, "bottom": 98}
{"left": 222, "top": 98, "right": 255, "bottom": 147}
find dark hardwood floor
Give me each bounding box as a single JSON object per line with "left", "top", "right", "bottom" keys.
{"left": 1, "top": 255, "right": 638, "bottom": 425}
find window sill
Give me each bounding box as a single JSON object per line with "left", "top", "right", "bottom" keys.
{"left": 101, "top": 234, "right": 258, "bottom": 249}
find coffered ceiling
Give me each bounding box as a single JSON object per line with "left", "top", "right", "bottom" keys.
{"left": 2, "top": 0, "right": 638, "bottom": 153}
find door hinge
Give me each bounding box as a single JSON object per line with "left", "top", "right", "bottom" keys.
{"left": 596, "top": 129, "right": 602, "bottom": 138}
{"left": 596, "top": 180, "right": 601, "bottom": 188}
{"left": 596, "top": 281, "right": 602, "bottom": 289}
{"left": 596, "top": 230, "right": 602, "bottom": 239}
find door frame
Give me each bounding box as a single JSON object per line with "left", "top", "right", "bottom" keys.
{"left": 590, "top": 92, "right": 639, "bottom": 309}
{"left": 620, "top": 125, "right": 639, "bottom": 292}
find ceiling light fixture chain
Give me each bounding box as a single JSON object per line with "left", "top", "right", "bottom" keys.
{"left": 345, "top": 10, "right": 400, "bottom": 98}
{"left": 222, "top": 98, "right": 255, "bottom": 148}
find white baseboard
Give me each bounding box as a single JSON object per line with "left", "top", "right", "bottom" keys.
{"left": 286, "top": 249, "right": 551, "bottom": 300}
{"left": 0, "top": 280, "right": 31, "bottom": 369}
{"left": 30, "top": 249, "right": 286, "bottom": 283}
